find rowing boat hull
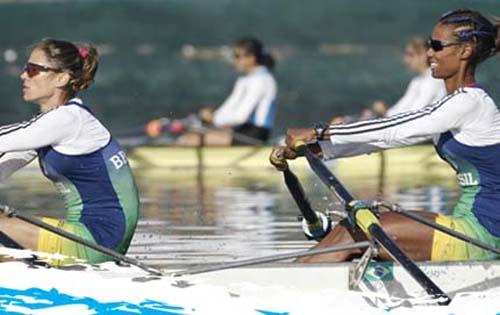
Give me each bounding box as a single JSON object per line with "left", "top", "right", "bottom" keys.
{"left": 21, "top": 144, "right": 455, "bottom": 180}
{"left": 124, "top": 144, "right": 454, "bottom": 177}
{"left": 1, "top": 251, "right": 499, "bottom": 314}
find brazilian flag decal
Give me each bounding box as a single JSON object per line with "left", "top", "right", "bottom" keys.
{"left": 364, "top": 263, "right": 394, "bottom": 282}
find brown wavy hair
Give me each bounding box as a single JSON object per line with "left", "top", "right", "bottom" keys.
{"left": 33, "top": 38, "right": 98, "bottom": 97}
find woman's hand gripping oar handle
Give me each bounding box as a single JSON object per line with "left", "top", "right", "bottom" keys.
{"left": 272, "top": 142, "right": 330, "bottom": 241}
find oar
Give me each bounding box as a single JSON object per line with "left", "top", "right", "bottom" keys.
{"left": 294, "top": 141, "right": 451, "bottom": 305}
{"left": 0, "top": 204, "right": 163, "bottom": 276}
{"left": 378, "top": 202, "right": 500, "bottom": 255}
{"left": 188, "top": 124, "right": 265, "bottom": 145}
{"left": 0, "top": 231, "right": 23, "bottom": 249}
{"left": 171, "top": 241, "right": 371, "bottom": 277}
{"left": 280, "top": 161, "right": 330, "bottom": 240}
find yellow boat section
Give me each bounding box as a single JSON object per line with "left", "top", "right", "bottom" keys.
{"left": 21, "top": 144, "right": 455, "bottom": 183}
{"left": 125, "top": 144, "right": 454, "bottom": 177}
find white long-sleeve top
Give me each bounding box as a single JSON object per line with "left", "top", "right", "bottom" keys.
{"left": 0, "top": 98, "right": 139, "bottom": 247}
{"left": 0, "top": 98, "right": 110, "bottom": 180}
{"left": 321, "top": 86, "right": 500, "bottom": 236}
{"left": 0, "top": 151, "right": 37, "bottom": 181}
{"left": 320, "top": 87, "right": 500, "bottom": 158}
{"left": 386, "top": 69, "right": 447, "bottom": 116}
{"left": 213, "top": 66, "right": 277, "bottom": 129}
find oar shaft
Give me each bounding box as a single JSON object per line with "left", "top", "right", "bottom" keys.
{"left": 172, "top": 241, "right": 371, "bottom": 276}
{"left": 0, "top": 205, "right": 162, "bottom": 276}
{"left": 283, "top": 168, "right": 319, "bottom": 224}
{"left": 0, "top": 231, "right": 23, "bottom": 249}
{"left": 117, "top": 116, "right": 265, "bottom": 147}
{"left": 298, "top": 144, "right": 450, "bottom": 305}
{"left": 189, "top": 125, "right": 265, "bottom": 145}
{"left": 232, "top": 132, "right": 265, "bottom": 145}
{"left": 369, "top": 224, "right": 450, "bottom": 304}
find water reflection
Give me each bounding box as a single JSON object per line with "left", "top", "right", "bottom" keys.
{"left": 131, "top": 168, "right": 309, "bottom": 267}
{"left": 0, "top": 166, "right": 458, "bottom": 268}
{"left": 390, "top": 186, "right": 459, "bottom": 215}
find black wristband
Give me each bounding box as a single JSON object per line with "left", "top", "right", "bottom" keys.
{"left": 313, "top": 123, "right": 327, "bottom": 141}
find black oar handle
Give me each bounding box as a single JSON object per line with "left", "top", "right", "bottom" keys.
{"left": 0, "top": 205, "right": 163, "bottom": 276}
{"left": 283, "top": 168, "right": 320, "bottom": 224}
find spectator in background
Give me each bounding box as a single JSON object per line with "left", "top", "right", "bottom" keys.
{"left": 177, "top": 37, "right": 278, "bottom": 146}
{"left": 373, "top": 36, "right": 447, "bottom": 117}
{"left": 331, "top": 36, "right": 446, "bottom": 124}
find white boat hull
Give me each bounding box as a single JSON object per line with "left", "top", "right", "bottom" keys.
{"left": 1, "top": 248, "right": 500, "bottom": 314}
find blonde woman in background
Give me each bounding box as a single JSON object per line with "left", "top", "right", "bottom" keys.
{"left": 372, "top": 36, "right": 447, "bottom": 117}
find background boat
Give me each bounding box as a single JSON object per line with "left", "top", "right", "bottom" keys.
{"left": 123, "top": 143, "right": 454, "bottom": 178}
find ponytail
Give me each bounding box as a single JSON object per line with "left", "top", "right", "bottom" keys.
{"left": 235, "top": 37, "right": 276, "bottom": 71}
{"left": 76, "top": 44, "right": 99, "bottom": 91}
{"left": 259, "top": 49, "right": 276, "bottom": 70}
{"left": 33, "top": 38, "right": 99, "bottom": 96}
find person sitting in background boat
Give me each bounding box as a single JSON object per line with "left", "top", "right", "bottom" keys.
{"left": 0, "top": 39, "right": 139, "bottom": 264}
{"left": 147, "top": 37, "right": 278, "bottom": 146}
{"left": 331, "top": 36, "right": 447, "bottom": 124}
{"left": 271, "top": 9, "right": 500, "bottom": 263}
{"left": 372, "top": 36, "right": 447, "bottom": 117}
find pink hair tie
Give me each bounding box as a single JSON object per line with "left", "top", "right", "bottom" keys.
{"left": 79, "top": 48, "right": 89, "bottom": 59}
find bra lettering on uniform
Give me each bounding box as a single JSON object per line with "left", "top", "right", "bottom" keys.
{"left": 109, "top": 151, "right": 128, "bottom": 170}
{"left": 457, "top": 172, "right": 479, "bottom": 186}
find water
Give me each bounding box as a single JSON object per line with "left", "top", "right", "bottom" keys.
{"left": 0, "top": 166, "right": 459, "bottom": 269}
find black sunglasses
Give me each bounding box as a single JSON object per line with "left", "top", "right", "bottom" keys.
{"left": 233, "top": 53, "right": 246, "bottom": 59}
{"left": 427, "top": 38, "right": 464, "bottom": 52}
{"left": 23, "top": 62, "right": 61, "bottom": 78}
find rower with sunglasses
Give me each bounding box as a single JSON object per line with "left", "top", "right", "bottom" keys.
{"left": 0, "top": 39, "right": 139, "bottom": 264}
{"left": 147, "top": 37, "right": 277, "bottom": 146}
{"left": 271, "top": 9, "right": 500, "bottom": 263}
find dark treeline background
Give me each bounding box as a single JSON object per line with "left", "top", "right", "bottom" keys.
{"left": 0, "top": 0, "right": 498, "bottom": 136}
